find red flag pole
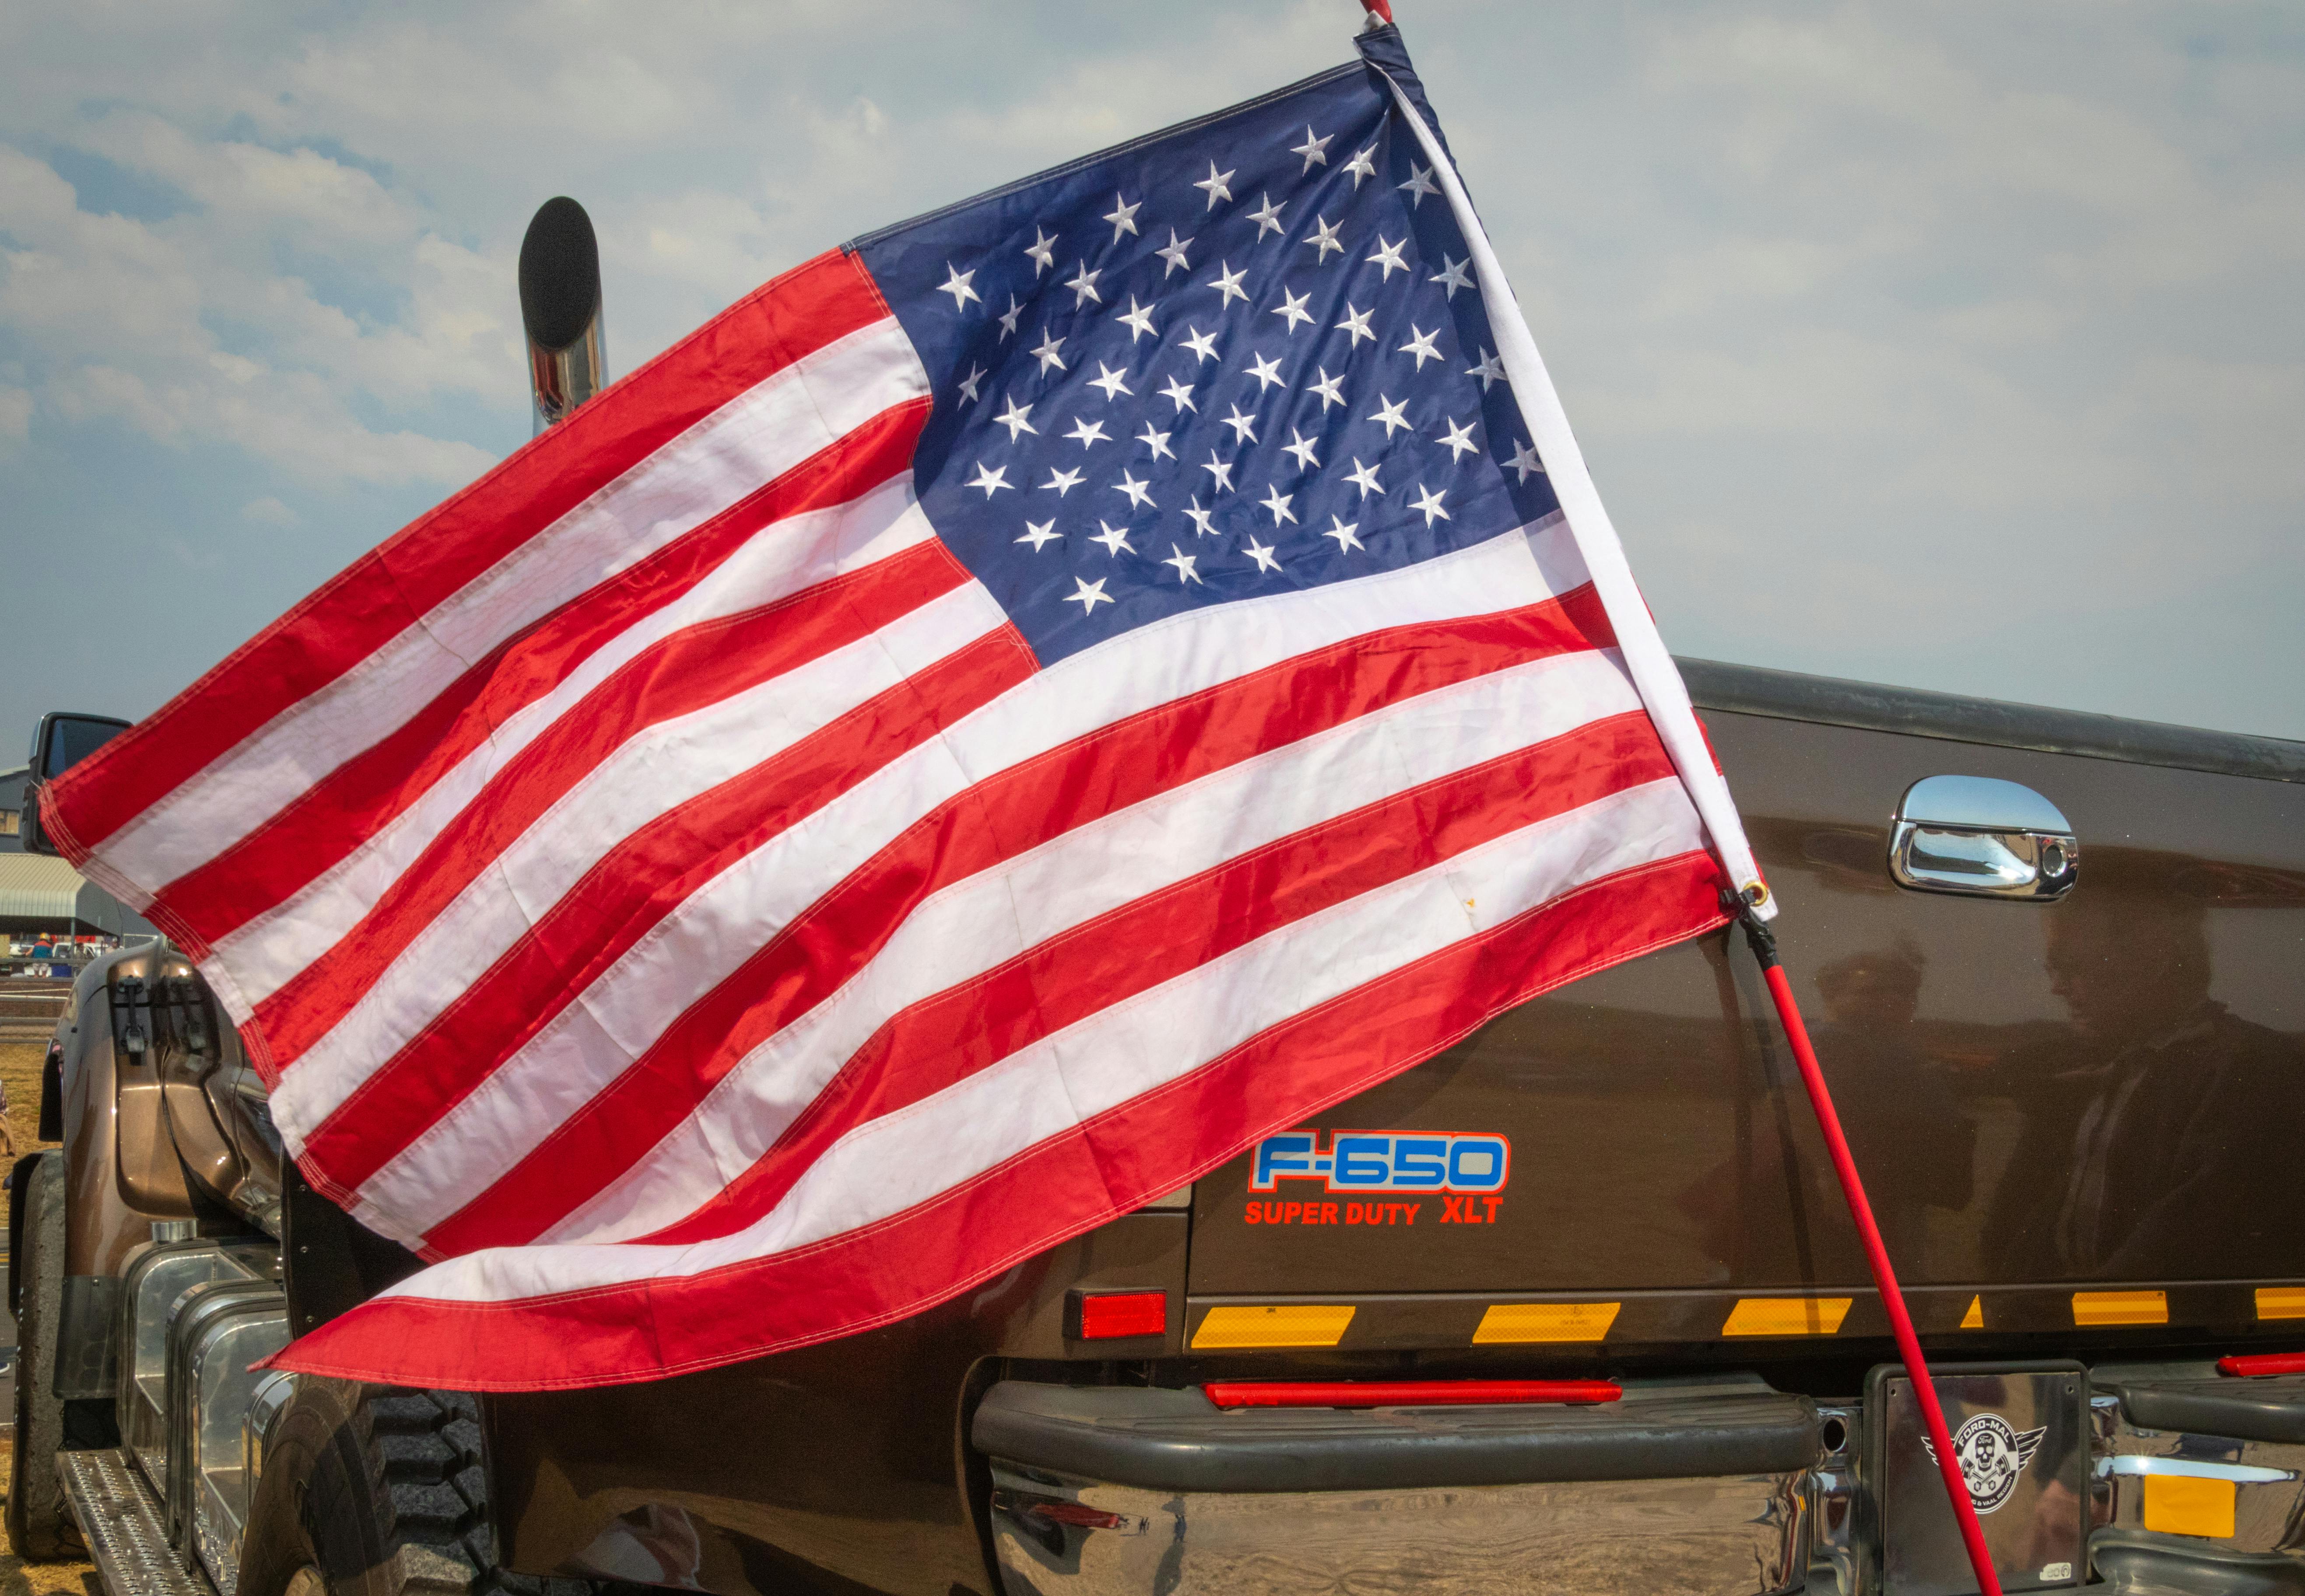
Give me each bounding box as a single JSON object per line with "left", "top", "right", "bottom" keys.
{"left": 1735, "top": 898, "right": 2004, "bottom": 1596}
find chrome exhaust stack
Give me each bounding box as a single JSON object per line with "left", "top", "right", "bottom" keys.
{"left": 519, "top": 196, "right": 606, "bottom": 431}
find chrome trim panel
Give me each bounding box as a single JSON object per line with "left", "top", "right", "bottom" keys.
{"left": 986, "top": 1460, "right": 1807, "bottom": 1596}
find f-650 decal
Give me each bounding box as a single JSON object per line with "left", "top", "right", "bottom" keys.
{"left": 1249, "top": 1130, "right": 1511, "bottom": 1194}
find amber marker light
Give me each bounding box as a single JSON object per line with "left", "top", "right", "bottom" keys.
{"left": 1203, "top": 1379, "right": 1621, "bottom": 1409}
{"left": 1071, "top": 1290, "right": 1168, "bottom": 1340}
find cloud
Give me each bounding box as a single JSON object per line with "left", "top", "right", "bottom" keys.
{"left": 240, "top": 494, "right": 300, "bottom": 528}
{"left": 0, "top": 385, "right": 28, "bottom": 448}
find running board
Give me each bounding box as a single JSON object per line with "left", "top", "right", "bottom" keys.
{"left": 58, "top": 1449, "right": 216, "bottom": 1596}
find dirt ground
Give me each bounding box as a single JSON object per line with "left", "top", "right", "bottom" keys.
{"left": 0, "top": 1037, "right": 53, "bottom": 1158}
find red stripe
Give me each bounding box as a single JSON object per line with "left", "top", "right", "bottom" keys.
{"left": 153, "top": 404, "right": 927, "bottom": 951}
{"left": 252, "top": 533, "right": 972, "bottom": 1073}
{"left": 267, "top": 853, "right": 1726, "bottom": 1390}
{"left": 47, "top": 250, "right": 887, "bottom": 851}
{"left": 413, "top": 592, "right": 1616, "bottom": 1254}
{"left": 618, "top": 714, "right": 1671, "bottom": 1251}
{"left": 1203, "top": 1380, "right": 1622, "bottom": 1408}
{"left": 288, "top": 626, "right": 1036, "bottom": 1197}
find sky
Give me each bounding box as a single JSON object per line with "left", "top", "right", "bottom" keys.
{"left": 2, "top": 0, "right": 2301, "bottom": 756}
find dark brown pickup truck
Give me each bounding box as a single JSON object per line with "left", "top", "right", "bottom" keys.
{"left": 11, "top": 663, "right": 2305, "bottom": 1596}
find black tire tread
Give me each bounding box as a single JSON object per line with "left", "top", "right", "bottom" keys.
{"left": 5, "top": 1152, "right": 82, "bottom": 1561}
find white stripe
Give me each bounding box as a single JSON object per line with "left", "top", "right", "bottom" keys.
{"left": 267, "top": 577, "right": 1009, "bottom": 1152}
{"left": 540, "top": 644, "right": 1645, "bottom": 1246}
{"left": 101, "top": 318, "right": 929, "bottom": 900}
{"left": 376, "top": 776, "right": 1702, "bottom": 1303}
{"left": 341, "top": 517, "right": 1586, "bottom": 1246}
{"left": 202, "top": 473, "right": 934, "bottom": 1022}
{"left": 1379, "top": 74, "right": 1769, "bottom": 914}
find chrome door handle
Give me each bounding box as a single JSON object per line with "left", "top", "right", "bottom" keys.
{"left": 1888, "top": 774, "right": 2078, "bottom": 901}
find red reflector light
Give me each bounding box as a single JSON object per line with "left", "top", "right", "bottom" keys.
{"left": 1076, "top": 1291, "right": 1168, "bottom": 1340}
{"left": 1203, "top": 1379, "right": 1622, "bottom": 1409}
{"left": 2218, "top": 1352, "right": 2305, "bottom": 1378}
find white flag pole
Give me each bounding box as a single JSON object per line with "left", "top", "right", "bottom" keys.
{"left": 1374, "top": 73, "right": 1772, "bottom": 917}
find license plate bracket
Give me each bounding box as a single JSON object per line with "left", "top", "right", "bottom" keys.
{"left": 1863, "top": 1359, "right": 2089, "bottom": 1596}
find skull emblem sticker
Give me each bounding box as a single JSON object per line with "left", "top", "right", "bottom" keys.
{"left": 1922, "top": 1413, "right": 2050, "bottom": 1514}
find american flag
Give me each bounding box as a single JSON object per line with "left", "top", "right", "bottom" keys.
{"left": 45, "top": 25, "right": 1761, "bottom": 1389}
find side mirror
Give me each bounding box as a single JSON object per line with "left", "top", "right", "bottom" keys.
{"left": 21, "top": 712, "right": 131, "bottom": 856}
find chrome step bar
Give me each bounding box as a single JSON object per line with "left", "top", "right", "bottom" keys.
{"left": 59, "top": 1448, "right": 216, "bottom": 1596}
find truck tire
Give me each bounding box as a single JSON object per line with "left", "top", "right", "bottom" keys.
{"left": 6, "top": 1151, "right": 84, "bottom": 1560}
{"left": 238, "top": 1378, "right": 582, "bottom": 1596}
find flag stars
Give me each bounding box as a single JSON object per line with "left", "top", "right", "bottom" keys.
{"left": 1307, "top": 367, "right": 1345, "bottom": 410}
{"left": 1336, "top": 303, "right": 1375, "bottom": 345}
{"left": 1117, "top": 296, "right": 1158, "bottom": 343}
{"left": 1410, "top": 484, "right": 1451, "bottom": 526}
{"left": 1064, "top": 261, "right": 1103, "bottom": 307}
{"left": 1399, "top": 324, "right": 1442, "bottom": 369}
{"left": 1248, "top": 192, "right": 1286, "bottom": 239}
{"left": 957, "top": 364, "right": 986, "bottom": 403}
{"left": 998, "top": 295, "right": 1025, "bottom": 338}
{"left": 1291, "top": 125, "right": 1334, "bottom": 172}
{"left": 1137, "top": 422, "right": 1175, "bottom": 462}
{"left": 1272, "top": 287, "right": 1314, "bottom": 334}
{"left": 1064, "top": 416, "right": 1112, "bottom": 448}
{"left": 1201, "top": 452, "right": 1237, "bottom": 492}
{"left": 1103, "top": 192, "right": 1142, "bottom": 242}
{"left": 1163, "top": 544, "right": 1205, "bottom": 585}
{"left": 1042, "top": 465, "right": 1086, "bottom": 496}
{"left": 1067, "top": 575, "right": 1113, "bottom": 613}
{"left": 1466, "top": 347, "right": 1505, "bottom": 390}
{"left": 937, "top": 262, "right": 981, "bottom": 310}
{"left": 1323, "top": 514, "right": 1365, "bottom": 554}
{"left": 1304, "top": 215, "right": 1344, "bottom": 261}
{"left": 1346, "top": 457, "right": 1384, "bottom": 498}
{"left": 1367, "top": 235, "right": 1409, "bottom": 280}
{"left": 1113, "top": 469, "right": 1155, "bottom": 510}
{"left": 1088, "top": 361, "right": 1133, "bottom": 402}
{"left": 994, "top": 397, "right": 1037, "bottom": 441}
{"left": 1400, "top": 162, "right": 1439, "bottom": 206}
{"left": 1282, "top": 427, "right": 1320, "bottom": 471}
{"left": 1245, "top": 352, "right": 1285, "bottom": 392}
{"left": 1431, "top": 255, "right": 1474, "bottom": 298}
{"left": 1208, "top": 262, "right": 1249, "bottom": 308}
{"left": 1184, "top": 495, "right": 1218, "bottom": 537}
{"left": 1181, "top": 326, "right": 1220, "bottom": 364}
{"left": 1368, "top": 394, "right": 1411, "bottom": 437}
{"left": 1344, "top": 144, "right": 1377, "bottom": 186}
{"left": 1222, "top": 403, "right": 1259, "bottom": 444}
{"left": 1156, "top": 229, "right": 1193, "bottom": 276}
{"left": 1243, "top": 536, "right": 1282, "bottom": 573}
{"left": 1158, "top": 375, "right": 1198, "bottom": 413}
{"left": 1024, "top": 228, "right": 1056, "bottom": 275}
{"left": 966, "top": 462, "right": 1011, "bottom": 497}
{"left": 1030, "top": 331, "right": 1067, "bottom": 374}
{"left": 1437, "top": 416, "right": 1479, "bottom": 461}
{"left": 1016, "top": 519, "right": 1060, "bottom": 551}
{"left": 1507, "top": 439, "right": 1546, "bottom": 483}
{"left": 1090, "top": 520, "right": 1136, "bottom": 556}
{"left": 1194, "top": 161, "right": 1235, "bottom": 210}
{"left": 1260, "top": 484, "right": 1298, "bottom": 525}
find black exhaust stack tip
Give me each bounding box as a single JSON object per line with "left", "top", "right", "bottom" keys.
{"left": 519, "top": 196, "right": 602, "bottom": 354}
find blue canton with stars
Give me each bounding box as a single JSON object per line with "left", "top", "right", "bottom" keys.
{"left": 853, "top": 27, "right": 1556, "bottom": 666}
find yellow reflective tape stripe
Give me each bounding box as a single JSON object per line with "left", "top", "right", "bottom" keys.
{"left": 1189, "top": 1305, "right": 1355, "bottom": 1349}
{"left": 1722, "top": 1297, "right": 1853, "bottom": 1337}
{"left": 2143, "top": 1474, "right": 2236, "bottom": 1539}
{"left": 2256, "top": 1287, "right": 2305, "bottom": 1321}
{"left": 1960, "top": 1295, "right": 1985, "bottom": 1330}
{"left": 1473, "top": 1302, "right": 1620, "bottom": 1344}
{"left": 2073, "top": 1290, "right": 2168, "bottom": 1326}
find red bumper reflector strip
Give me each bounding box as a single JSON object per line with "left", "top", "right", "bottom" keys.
{"left": 1203, "top": 1379, "right": 1622, "bottom": 1409}
{"left": 2218, "top": 1352, "right": 2305, "bottom": 1377}
{"left": 1077, "top": 1291, "right": 1168, "bottom": 1340}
